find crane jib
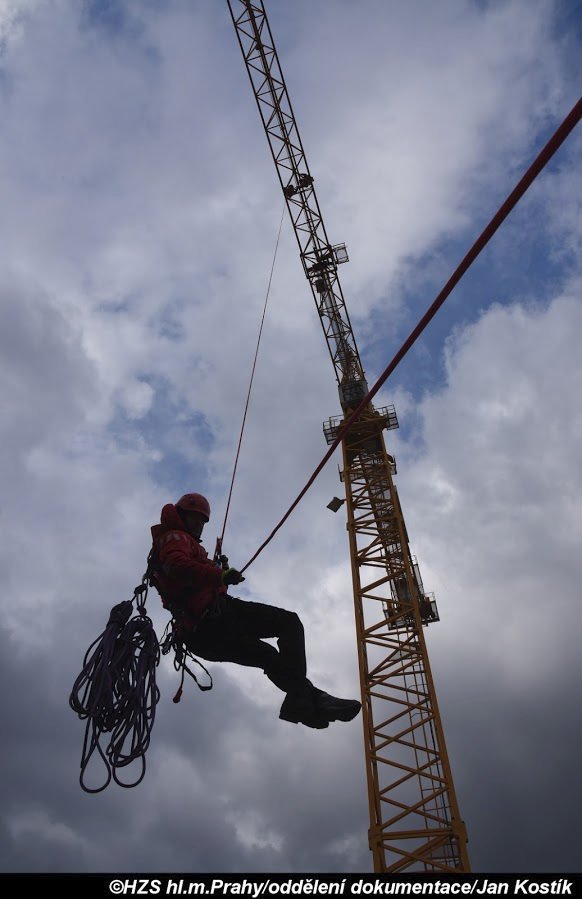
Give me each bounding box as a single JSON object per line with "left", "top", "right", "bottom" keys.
{"left": 227, "top": 0, "right": 365, "bottom": 407}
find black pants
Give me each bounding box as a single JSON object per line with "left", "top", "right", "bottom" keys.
{"left": 183, "top": 596, "right": 309, "bottom": 695}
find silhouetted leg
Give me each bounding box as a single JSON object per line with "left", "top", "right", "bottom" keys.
{"left": 184, "top": 597, "right": 308, "bottom": 693}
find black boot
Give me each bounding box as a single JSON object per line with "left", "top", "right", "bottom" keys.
{"left": 279, "top": 685, "right": 329, "bottom": 729}
{"left": 314, "top": 690, "right": 361, "bottom": 723}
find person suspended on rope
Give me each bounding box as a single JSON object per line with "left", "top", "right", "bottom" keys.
{"left": 149, "top": 493, "right": 361, "bottom": 730}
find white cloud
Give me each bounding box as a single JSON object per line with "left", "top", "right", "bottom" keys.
{"left": 0, "top": 0, "right": 580, "bottom": 875}
{"left": 397, "top": 280, "right": 582, "bottom": 687}
{"left": 283, "top": 0, "right": 567, "bottom": 312}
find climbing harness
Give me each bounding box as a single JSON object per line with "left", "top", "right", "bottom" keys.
{"left": 160, "top": 620, "right": 213, "bottom": 705}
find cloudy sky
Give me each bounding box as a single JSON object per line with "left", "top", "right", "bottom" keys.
{"left": 1, "top": 0, "right": 581, "bottom": 876}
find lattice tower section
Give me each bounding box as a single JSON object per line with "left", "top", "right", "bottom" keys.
{"left": 338, "top": 409, "right": 469, "bottom": 871}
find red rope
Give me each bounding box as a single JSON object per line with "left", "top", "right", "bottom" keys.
{"left": 240, "top": 96, "right": 582, "bottom": 573}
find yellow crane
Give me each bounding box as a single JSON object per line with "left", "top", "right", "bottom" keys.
{"left": 227, "top": 0, "right": 470, "bottom": 872}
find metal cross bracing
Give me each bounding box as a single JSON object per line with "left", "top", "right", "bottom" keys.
{"left": 227, "top": 0, "right": 363, "bottom": 399}
{"left": 227, "top": 0, "right": 470, "bottom": 873}
{"left": 339, "top": 416, "right": 469, "bottom": 871}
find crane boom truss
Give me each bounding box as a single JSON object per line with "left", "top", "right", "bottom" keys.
{"left": 228, "top": 0, "right": 363, "bottom": 396}
{"left": 227, "top": 0, "right": 470, "bottom": 872}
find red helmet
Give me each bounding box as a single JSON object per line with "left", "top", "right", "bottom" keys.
{"left": 176, "top": 493, "right": 211, "bottom": 521}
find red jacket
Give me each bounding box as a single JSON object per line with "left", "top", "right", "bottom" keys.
{"left": 150, "top": 503, "right": 226, "bottom": 630}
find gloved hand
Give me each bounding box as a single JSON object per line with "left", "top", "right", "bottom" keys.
{"left": 221, "top": 567, "right": 245, "bottom": 586}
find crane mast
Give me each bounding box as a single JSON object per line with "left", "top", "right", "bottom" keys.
{"left": 228, "top": 0, "right": 470, "bottom": 873}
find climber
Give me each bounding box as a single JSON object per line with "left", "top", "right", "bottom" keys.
{"left": 149, "top": 493, "right": 361, "bottom": 729}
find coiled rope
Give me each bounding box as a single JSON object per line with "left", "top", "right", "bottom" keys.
{"left": 69, "top": 573, "right": 160, "bottom": 794}
{"left": 240, "top": 96, "right": 582, "bottom": 573}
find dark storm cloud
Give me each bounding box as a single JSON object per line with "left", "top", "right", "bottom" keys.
{"left": 439, "top": 654, "right": 582, "bottom": 873}
{"left": 0, "top": 619, "right": 368, "bottom": 872}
